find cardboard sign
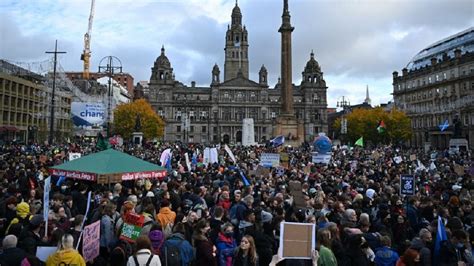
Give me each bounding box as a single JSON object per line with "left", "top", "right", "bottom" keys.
{"left": 410, "top": 154, "right": 417, "bottom": 161}
{"left": 256, "top": 165, "right": 270, "bottom": 177}
{"left": 371, "top": 151, "right": 380, "bottom": 161}
{"left": 280, "top": 152, "right": 289, "bottom": 162}
{"left": 303, "top": 165, "right": 311, "bottom": 174}
{"left": 312, "top": 153, "right": 331, "bottom": 164}
{"left": 400, "top": 175, "right": 415, "bottom": 196}
{"left": 120, "top": 213, "right": 145, "bottom": 242}
{"left": 82, "top": 220, "right": 100, "bottom": 262}
{"left": 454, "top": 164, "right": 465, "bottom": 176}
{"left": 289, "top": 181, "right": 306, "bottom": 208}
{"left": 260, "top": 153, "right": 280, "bottom": 167}
{"left": 279, "top": 222, "right": 315, "bottom": 259}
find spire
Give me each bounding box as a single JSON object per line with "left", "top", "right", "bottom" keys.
{"left": 161, "top": 45, "right": 165, "bottom": 55}
{"left": 364, "top": 85, "right": 371, "bottom": 105}
{"left": 279, "top": 0, "right": 293, "bottom": 31}
{"left": 231, "top": 0, "right": 242, "bottom": 26}
{"left": 310, "top": 49, "right": 314, "bottom": 59}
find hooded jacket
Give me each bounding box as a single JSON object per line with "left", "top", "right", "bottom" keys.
{"left": 6, "top": 202, "right": 31, "bottom": 234}
{"left": 45, "top": 249, "right": 86, "bottom": 266}
{"left": 374, "top": 246, "right": 399, "bottom": 266}
{"left": 156, "top": 207, "right": 176, "bottom": 229}
{"left": 410, "top": 237, "right": 431, "bottom": 266}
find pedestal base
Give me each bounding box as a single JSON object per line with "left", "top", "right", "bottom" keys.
{"left": 132, "top": 132, "right": 144, "bottom": 146}
{"left": 273, "top": 115, "right": 304, "bottom": 146}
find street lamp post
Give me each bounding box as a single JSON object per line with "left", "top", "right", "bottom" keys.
{"left": 337, "top": 96, "right": 350, "bottom": 143}
{"left": 45, "top": 40, "right": 66, "bottom": 144}
{"left": 98, "top": 56, "right": 122, "bottom": 138}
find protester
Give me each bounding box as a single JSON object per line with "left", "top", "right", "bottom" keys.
{"left": 192, "top": 219, "right": 217, "bottom": 266}
{"left": 233, "top": 235, "right": 258, "bottom": 266}
{"left": 126, "top": 235, "right": 162, "bottom": 266}
{"left": 0, "top": 235, "right": 29, "bottom": 266}
{"left": 46, "top": 234, "right": 86, "bottom": 266}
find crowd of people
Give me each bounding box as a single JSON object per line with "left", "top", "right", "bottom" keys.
{"left": 0, "top": 140, "right": 472, "bottom": 266}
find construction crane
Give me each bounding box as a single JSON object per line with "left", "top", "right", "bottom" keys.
{"left": 81, "top": 0, "right": 95, "bottom": 80}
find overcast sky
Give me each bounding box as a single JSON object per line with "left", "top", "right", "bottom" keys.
{"left": 1, "top": 0, "right": 473, "bottom": 107}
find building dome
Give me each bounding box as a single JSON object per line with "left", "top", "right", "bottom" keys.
{"left": 406, "top": 27, "right": 474, "bottom": 70}
{"left": 155, "top": 46, "right": 171, "bottom": 68}
{"left": 232, "top": 3, "right": 241, "bottom": 17}
{"left": 304, "top": 51, "right": 321, "bottom": 73}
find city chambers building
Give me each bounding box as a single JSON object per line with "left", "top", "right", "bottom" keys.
{"left": 392, "top": 27, "right": 474, "bottom": 149}
{"left": 144, "top": 3, "right": 328, "bottom": 144}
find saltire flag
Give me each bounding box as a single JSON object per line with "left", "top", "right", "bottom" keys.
{"left": 434, "top": 216, "right": 447, "bottom": 264}
{"left": 355, "top": 137, "right": 364, "bottom": 147}
{"left": 377, "top": 120, "right": 386, "bottom": 133}
{"left": 191, "top": 153, "right": 198, "bottom": 166}
{"left": 224, "top": 144, "right": 237, "bottom": 164}
{"left": 270, "top": 135, "right": 285, "bottom": 147}
{"left": 239, "top": 170, "right": 250, "bottom": 186}
{"left": 439, "top": 120, "right": 449, "bottom": 132}
{"left": 56, "top": 176, "right": 66, "bottom": 186}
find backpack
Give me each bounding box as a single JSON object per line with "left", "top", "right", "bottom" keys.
{"left": 161, "top": 238, "right": 184, "bottom": 266}
{"left": 133, "top": 254, "right": 155, "bottom": 266}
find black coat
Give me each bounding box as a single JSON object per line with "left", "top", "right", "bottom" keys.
{"left": 0, "top": 247, "right": 28, "bottom": 266}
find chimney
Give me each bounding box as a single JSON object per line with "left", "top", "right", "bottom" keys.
{"left": 392, "top": 71, "right": 399, "bottom": 79}
{"left": 191, "top": 81, "right": 196, "bottom": 87}
{"left": 454, "top": 49, "right": 462, "bottom": 58}
{"left": 402, "top": 68, "right": 408, "bottom": 76}
{"left": 442, "top": 52, "right": 449, "bottom": 61}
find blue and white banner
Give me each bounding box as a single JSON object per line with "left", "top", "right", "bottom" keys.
{"left": 260, "top": 153, "right": 280, "bottom": 168}
{"left": 43, "top": 177, "right": 51, "bottom": 237}
{"left": 71, "top": 102, "right": 105, "bottom": 127}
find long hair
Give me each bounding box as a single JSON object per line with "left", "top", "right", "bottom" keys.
{"left": 236, "top": 235, "right": 258, "bottom": 265}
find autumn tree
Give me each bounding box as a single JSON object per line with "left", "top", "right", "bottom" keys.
{"left": 113, "top": 99, "right": 165, "bottom": 139}
{"left": 334, "top": 107, "right": 411, "bottom": 145}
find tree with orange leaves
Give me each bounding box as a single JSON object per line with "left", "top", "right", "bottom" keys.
{"left": 113, "top": 99, "right": 165, "bottom": 139}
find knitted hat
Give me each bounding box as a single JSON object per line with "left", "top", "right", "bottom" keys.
{"left": 148, "top": 230, "right": 164, "bottom": 250}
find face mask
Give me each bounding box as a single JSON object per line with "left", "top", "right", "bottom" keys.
{"left": 109, "top": 195, "right": 114, "bottom": 200}
{"left": 61, "top": 186, "right": 67, "bottom": 191}
{"left": 224, "top": 232, "right": 233, "bottom": 237}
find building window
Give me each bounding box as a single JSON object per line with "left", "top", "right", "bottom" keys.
{"left": 262, "top": 127, "right": 266, "bottom": 133}
{"left": 177, "top": 126, "right": 181, "bottom": 132}
{"left": 213, "top": 127, "right": 218, "bottom": 133}
{"left": 271, "top": 112, "right": 276, "bottom": 118}
{"left": 429, "top": 77, "right": 432, "bottom": 84}
{"left": 190, "top": 126, "right": 194, "bottom": 132}
{"left": 202, "top": 126, "right": 206, "bottom": 133}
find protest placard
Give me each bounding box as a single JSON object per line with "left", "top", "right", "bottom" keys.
{"left": 400, "top": 175, "right": 415, "bottom": 196}
{"left": 454, "top": 164, "right": 465, "bottom": 176}
{"left": 120, "top": 213, "right": 145, "bottom": 242}
{"left": 409, "top": 154, "right": 417, "bottom": 161}
{"left": 36, "top": 246, "right": 57, "bottom": 262}
{"left": 82, "top": 220, "right": 100, "bottom": 262}
{"left": 280, "top": 152, "right": 289, "bottom": 162}
{"left": 260, "top": 153, "right": 280, "bottom": 167}
{"left": 69, "top": 153, "right": 81, "bottom": 161}
{"left": 289, "top": 180, "right": 305, "bottom": 208}
{"left": 312, "top": 153, "right": 331, "bottom": 164}
{"left": 279, "top": 222, "right": 315, "bottom": 259}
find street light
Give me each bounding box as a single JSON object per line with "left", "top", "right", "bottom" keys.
{"left": 98, "top": 56, "right": 122, "bottom": 137}
{"left": 336, "top": 96, "right": 351, "bottom": 142}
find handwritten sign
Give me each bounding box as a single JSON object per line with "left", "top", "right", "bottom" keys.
{"left": 120, "top": 213, "right": 145, "bottom": 242}
{"left": 82, "top": 220, "right": 100, "bottom": 262}
{"left": 69, "top": 153, "right": 81, "bottom": 161}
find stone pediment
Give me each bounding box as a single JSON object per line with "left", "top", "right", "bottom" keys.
{"left": 219, "top": 76, "right": 261, "bottom": 88}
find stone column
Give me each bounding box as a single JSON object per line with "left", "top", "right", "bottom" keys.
{"left": 279, "top": 0, "right": 294, "bottom": 116}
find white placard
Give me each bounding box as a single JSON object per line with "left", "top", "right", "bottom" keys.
{"left": 312, "top": 153, "right": 331, "bottom": 164}
{"left": 260, "top": 153, "right": 280, "bottom": 167}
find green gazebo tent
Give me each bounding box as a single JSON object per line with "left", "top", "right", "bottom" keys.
{"left": 49, "top": 149, "right": 167, "bottom": 184}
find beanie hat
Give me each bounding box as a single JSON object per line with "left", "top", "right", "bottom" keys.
{"left": 148, "top": 230, "right": 164, "bottom": 250}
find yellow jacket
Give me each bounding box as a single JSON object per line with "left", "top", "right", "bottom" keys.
{"left": 46, "top": 249, "right": 86, "bottom": 266}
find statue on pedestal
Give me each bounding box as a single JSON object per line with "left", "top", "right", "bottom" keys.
{"left": 134, "top": 114, "right": 142, "bottom": 132}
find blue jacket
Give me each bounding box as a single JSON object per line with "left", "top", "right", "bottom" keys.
{"left": 374, "top": 246, "right": 399, "bottom": 266}
{"left": 215, "top": 233, "right": 237, "bottom": 266}
{"left": 100, "top": 215, "right": 116, "bottom": 249}
{"left": 161, "top": 233, "right": 195, "bottom": 266}
{"left": 406, "top": 204, "right": 419, "bottom": 231}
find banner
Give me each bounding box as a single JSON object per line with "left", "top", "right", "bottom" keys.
{"left": 36, "top": 246, "right": 57, "bottom": 262}
{"left": 43, "top": 177, "right": 51, "bottom": 237}
{"left": 71, "top": 102, "right": 105, "bottom": 127}
{"left": 82, "top": 220, "right": 100, "bottom": 262}
{"left": 400, "top": 175, "right": 415, "bottom": 196}
{"left": 260, "top": 153, "right": 280, "bottom": 167}
{"left": 312, "top": 153, "right": 331, "bottom": 164}
{"left": 120, "top": 213, "right": 145, "bottom": 242}
{"left": 224, "top": 145, "right": 237, "bottom": 164}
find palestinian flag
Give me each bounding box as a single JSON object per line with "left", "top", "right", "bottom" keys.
{"left": 377, "top": 120, "right": 386, "bottom": 133}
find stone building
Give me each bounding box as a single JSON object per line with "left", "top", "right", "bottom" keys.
{"left": 146, "top": 2, "right": 328, "bottom": 144}
{"left": 393, "top": 27, "right": 474, "bottom": 149}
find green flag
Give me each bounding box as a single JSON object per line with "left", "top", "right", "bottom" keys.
{"left": 355, "top": 136, "right": 364, "bottom": 147}
{"left": 96, "top": 133, "right": 111, "bottom": 151}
